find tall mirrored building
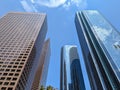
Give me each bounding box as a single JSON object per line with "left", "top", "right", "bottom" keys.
{"left": 75, "top": 10, "right": 120, "bottom": 89}
{"left": 0, "top": 12, "right": 50, "bottom": 90}
{"left": 60, "top": 45, "right": 85, "bottom": 90}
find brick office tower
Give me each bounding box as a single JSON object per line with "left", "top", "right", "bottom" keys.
{"left": 0, "top": 12, "right": 49, "bottom": 90}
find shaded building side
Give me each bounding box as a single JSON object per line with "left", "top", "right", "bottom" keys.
{"left": 32, "top": 39, "right": 50, "bottom": 90}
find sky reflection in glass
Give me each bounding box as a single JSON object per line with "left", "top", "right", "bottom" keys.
{"left": 84, "top": 10, "right": 120, "bottom": 80}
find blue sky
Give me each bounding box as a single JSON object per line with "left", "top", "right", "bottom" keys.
{"left": 0, "top": 0, "right": 120, "bottom": 89}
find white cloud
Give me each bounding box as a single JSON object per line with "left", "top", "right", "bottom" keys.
{"left": 31, "top": 0, "right": 35, "bottom": 3}
{"left": 20, "top": 0, "right": 87, "bottom": 12}
{"left": 20, "top": 0, "right": 38, "bottom": 12}
{"left": 34, "top": 0, "right": 67, "bottom": 7}
{"left": 63, "top": 0, "right": 87, "bottom": 9}
{"left": 63, "top": 1, "right": 71, "bottom": 9}
{"left": 71, "top": 0, "right": 81, "bottom": 7}
{"left": 32, "top": 0, "right": 87, "bottom": 9}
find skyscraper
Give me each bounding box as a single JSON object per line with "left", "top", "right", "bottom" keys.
{"left": 31, "top": 39, "right": 50, "bottom": 90}
{"left": 0, "top": 12, "right": 50, "bottom": 90}
{"left": 75, "top": 10, "right": 120, "bottom": 89}
{"left": 60, "top": 45, "right": 85, "bottom": 90}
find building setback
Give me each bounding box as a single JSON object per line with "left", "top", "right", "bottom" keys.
{"left": 32, "top": 39, "right": 50, "bottom": 90}
{"left": 0, "top": 12, "right": 49, "bottom": 90}
{"left": 75, "top": 10, "right": 120, "bottom": 89}
{"left": 60, "top": 45, "right": 85, "bottom": 90}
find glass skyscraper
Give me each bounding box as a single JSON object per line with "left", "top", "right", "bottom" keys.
{"left": 75, "top": 10, "right": 120, "bottom": 89}
{"left": 60, "top": 45, "right": 85, "bottom": 90}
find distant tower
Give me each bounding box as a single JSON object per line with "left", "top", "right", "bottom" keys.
{"left": 75, "top": 10, "right": 120, "bottom": 89}
{"left": 0, "top": 12, "right": 50, "bottom": 90}
{"left": 32, "top": 39, "right": 50, "bottom": 90}
{"left": 60, "top": 45, "right": 85, "bottom": 90}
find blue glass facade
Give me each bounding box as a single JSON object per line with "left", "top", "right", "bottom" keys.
{"left": 60, "top": 45, "right": 85, "bottom": 90}
{"left": 75, "top": 10, "right": 120, "bottom": 89}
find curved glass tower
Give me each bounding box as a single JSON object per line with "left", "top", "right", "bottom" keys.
{"left": 75, "top": 10, "right": 120, "bottom": 89}
{"left": 60, "top": 45, "right": 85, "bottom": 90}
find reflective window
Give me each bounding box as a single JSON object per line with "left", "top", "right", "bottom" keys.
{"left": 84, "top": 10, "right": 120, "bottom": 79}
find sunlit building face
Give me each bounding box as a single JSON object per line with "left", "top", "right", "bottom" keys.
{"left": 0, "top": 12, "right": 50, "bottom": 90}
